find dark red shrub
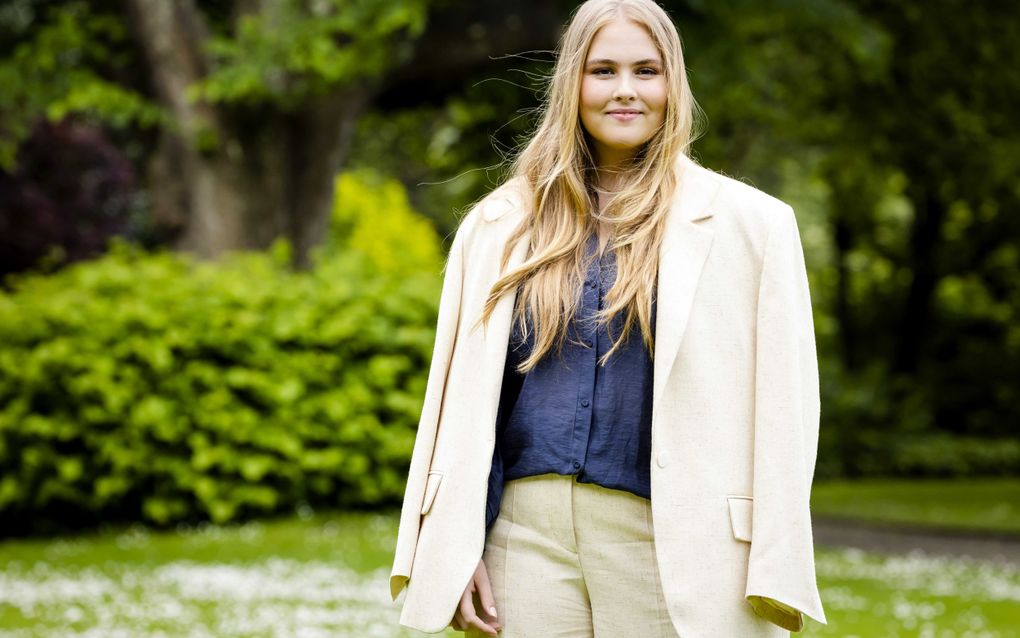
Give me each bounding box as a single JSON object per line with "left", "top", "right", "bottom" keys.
{"left": 0, "top": 118, "right": 141, "bottom": 281}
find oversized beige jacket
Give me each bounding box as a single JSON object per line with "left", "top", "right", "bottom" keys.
{"left": 389, "top": 153, "right": 828, "bottom": 636}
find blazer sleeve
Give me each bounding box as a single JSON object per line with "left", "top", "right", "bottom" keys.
{"left": 743, "top": 204, "right": 828, "bottom": 629}
{"left": 390, "top": 216, "right": 469, "bottom": 602}
{"left": 750, "top": 596, "right": 805, "bottom": 631}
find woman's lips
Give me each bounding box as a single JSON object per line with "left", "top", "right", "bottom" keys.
{"left": 608, "top": 112, "right": 641, "bottom": 121}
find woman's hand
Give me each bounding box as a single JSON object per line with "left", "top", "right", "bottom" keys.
{"left": 449, "top": 558, "right": 502, "bottom": 635}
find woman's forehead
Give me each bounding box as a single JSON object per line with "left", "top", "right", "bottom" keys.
{"left": 586, "top": 19, "right": 659, "bottom": 62}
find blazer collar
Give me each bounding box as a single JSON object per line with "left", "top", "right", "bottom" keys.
{"left": 673, "top": 153, "right": 720, "bottom": 223}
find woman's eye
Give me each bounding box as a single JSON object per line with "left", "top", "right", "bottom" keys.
{"left": 591, "top": 67, "right": 658, "bottom": 77}
{"left": 593, "top": 67, "right": 657, "bottom": 76}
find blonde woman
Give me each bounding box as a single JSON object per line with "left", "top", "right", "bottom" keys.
{"left": 390, "top": 0, "right": 828, "bottom": 635}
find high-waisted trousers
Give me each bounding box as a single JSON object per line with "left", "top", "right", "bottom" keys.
{"left": 465, "top": 472, "right": 680, "bottom": 638}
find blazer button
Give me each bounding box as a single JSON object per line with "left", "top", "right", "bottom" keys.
{"left": 656, "top": 450, "right": 669, "bottom": 468}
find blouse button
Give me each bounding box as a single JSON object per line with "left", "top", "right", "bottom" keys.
{"left": 581, "top": 399, "right": 590, "bottom": 408}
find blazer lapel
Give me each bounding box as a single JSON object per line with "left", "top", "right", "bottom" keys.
{"left": 652, "top": 155, "right": 720, "bottom": 420}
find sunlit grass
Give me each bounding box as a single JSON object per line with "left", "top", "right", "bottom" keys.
{"left": 814, "top": 546, "right": 1019, "bottom": 637}
{"left": 0, "top": 510, "right": 425, "bottom": 638}
{"left": 0, "top": 507, "right": 1016, "bottom": 636}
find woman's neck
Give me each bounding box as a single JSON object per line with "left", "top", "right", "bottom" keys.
{"left": 594, "top": 166, "right": 627, "bottom": 193}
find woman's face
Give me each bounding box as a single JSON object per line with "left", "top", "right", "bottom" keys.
{"left": 579, "top": 17, "right": 667, "bottom": 169}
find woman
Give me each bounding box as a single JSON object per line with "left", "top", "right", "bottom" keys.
{"left": 390, "top": 0, "right": 828, "bottom": 636}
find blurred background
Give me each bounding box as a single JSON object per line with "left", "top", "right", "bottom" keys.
{"left": 0, "top": 0, "right": 1017, "bottom": 636}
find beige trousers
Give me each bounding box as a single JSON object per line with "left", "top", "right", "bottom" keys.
{"left": 467, "top": 473, "right": 680, "bottom": 638}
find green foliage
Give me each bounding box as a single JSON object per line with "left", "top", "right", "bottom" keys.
{"left": 812, "top": 477, "right": 1020, "bottom": 534}
{"left": 321, "top": 167, "right": 443, "bottom": 276}
{"left": 817, "top": 356, "right": 1020, "bottom": 479}
{"left": 0, "top": 179, "right": 446, "bottom": 530}
{"left": 881, "top": 435, "right": 1020, "bottom": 479}
{"left": 346, "top": 52, "right": 548, "bottom": 235}
{"left": 0, "top": 0, "right": 431, "bottom": 167}
{"left": 0, "top": 2, "right": 167, "bottom": 170}
{"left": 191, "top": 0, "right": 429, "bottom": 109}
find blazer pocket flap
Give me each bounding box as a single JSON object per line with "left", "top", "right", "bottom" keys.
{"left": 420, "top": 470, "right": 444, "bottom": 515}
{"left": 727, "top": 495, "right": 753, "bottom": 542}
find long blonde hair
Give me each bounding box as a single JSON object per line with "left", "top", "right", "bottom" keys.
{"left": 471, "top": 0, "right": 704, "bottom": 373}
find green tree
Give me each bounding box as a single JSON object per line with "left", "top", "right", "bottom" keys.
{"left": 0, "top": 0, "right": 572, "bottom": 268}
{"left": 812, "top": 0, "right": 1020, "bottom": 437}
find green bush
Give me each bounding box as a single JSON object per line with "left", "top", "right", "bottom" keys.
{"left": 0, "top": 171, "right": 445, "bottom": 534}
{"left": 883, "top": 434, "right": 1020, "bottom": 477}
{"left": 321, "top": 167, "right": 443, "bottom": 276}
{"left": 817, "top": 358, "right": 1020, "bottom": 479}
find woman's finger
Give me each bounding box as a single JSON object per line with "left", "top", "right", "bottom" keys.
{"left": 474, "top": 559, "right": 500, "bottom": 628}
{"left": 459, "top": 581, "right": 498, "bottom": 636}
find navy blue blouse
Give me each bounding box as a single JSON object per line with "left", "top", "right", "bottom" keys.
{"left": 485, "top": 232, "right": 658, "bottom": 532}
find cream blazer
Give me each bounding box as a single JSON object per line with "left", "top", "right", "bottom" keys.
{"left": 389, "top": 153, "right": 828, "bottom": 636}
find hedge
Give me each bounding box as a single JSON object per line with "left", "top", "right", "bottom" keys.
{"left": 0, "top": 169, "right": 446, "bottom": 533}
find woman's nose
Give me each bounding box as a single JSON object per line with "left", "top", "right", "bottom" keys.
{"left": 613, "top": 75, "right": 636, "bottom": 99}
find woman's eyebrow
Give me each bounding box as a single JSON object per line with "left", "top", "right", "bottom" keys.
{"left": 585, "top": 58, "right": 662, "bottom": 67}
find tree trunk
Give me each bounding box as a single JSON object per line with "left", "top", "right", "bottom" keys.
{"left": 124, "top": 0, "right": 562, "bottom": 267}
{"left": 124, "top": 0, "right": 248, "bottom": 260}
{"left": 229, "top": 93, "right": 373, "bottom": 270}
{"left": 821, "top": 156, "right": 873, "bottom": 374}
{"left": 895, "top": 175, "right": 944, "bottom": 375}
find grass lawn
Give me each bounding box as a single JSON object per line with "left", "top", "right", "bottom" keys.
{"left": 0, "top": 504, "right": 1017, "bottom": 637}
{"left": 812, "top": 478, "right": 1020, "bottom": 534}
